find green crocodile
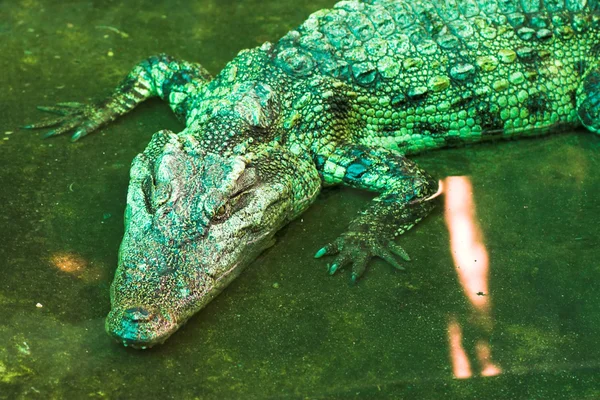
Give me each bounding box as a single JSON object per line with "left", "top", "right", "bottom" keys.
{"left": 26, "top": 0, "right": 600, "bottom": 348}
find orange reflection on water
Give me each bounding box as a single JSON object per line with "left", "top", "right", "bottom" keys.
{"left": 448, "top": 317, "right": 472, "bottom": 379}
{"left": 52, "top": 252, "right": 87, "bottom": 274}
{"left": 477, "top": 340, "right": 502, "bottom": 377}
{"left": 444, "top": 176, "right": 489, "bottom": 311}
{"left": 443, "top": 176, "right": 502, "bottom": 378}
{"left": 50, "top": 252, "right": 103, "bottom": 283}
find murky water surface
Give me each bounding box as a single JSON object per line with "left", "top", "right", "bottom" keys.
{"left": 1, "top": 0, "right": 599, "bottom": 398}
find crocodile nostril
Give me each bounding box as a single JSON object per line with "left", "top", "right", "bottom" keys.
{"left": 123, "top": 307, "right": 154, "bottom": 322}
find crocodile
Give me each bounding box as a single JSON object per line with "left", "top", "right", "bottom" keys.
{"left": 26, "top": 0, "right": 600, "bottom": 348}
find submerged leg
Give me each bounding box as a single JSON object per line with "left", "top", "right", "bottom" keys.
{"left": 24, "top": 54, "right": 212, "bottom": 141}
{"left": 314, "top": 144, "right": 438, "bottom": 281}
{"left": 577, "top": 65, "right": 600, "bottom": 133}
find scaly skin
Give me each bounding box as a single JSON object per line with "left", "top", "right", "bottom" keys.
{"left": 26, "top": 0, "right": 600, "bottom": 348}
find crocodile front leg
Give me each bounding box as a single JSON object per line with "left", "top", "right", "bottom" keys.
{"left": 314, "top": 144, "right": 438, "bottom": 282}
{"left": 24, "top": 54, "right": 211, "bottom": 141}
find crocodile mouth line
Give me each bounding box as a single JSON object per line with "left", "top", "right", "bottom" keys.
{"left": 113, "top": 325, "right": 174, "bottom": 350}
{"left": 215, "top": 261, "right": 241, "bottom": 285}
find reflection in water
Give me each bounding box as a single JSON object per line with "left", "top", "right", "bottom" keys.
{"left": 447, "top": 317, "right": 472, "bottom": 379}
{"left": 443, "top": 176, "right": 502, "bottom": 379}
{"left": 50, "top": 252, "right": 102, "bottom": 283}
{"left": 51, "top": 252, "right": 87, "bottom": 274}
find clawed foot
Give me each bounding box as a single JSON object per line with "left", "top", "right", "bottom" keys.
{"left": 314, "top": 231, "right": 411, "bottom": 282}
{"left": 24, "top": 101, "right": 106, "bottom": 141}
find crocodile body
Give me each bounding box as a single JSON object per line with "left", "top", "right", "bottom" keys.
{"left": 27, "top": 0, "right": 600, "bottom": 348}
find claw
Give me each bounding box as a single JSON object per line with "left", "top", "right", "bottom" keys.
{"left": 56, "top": 102, "right": 85, "bottom": 108}
{"left": 315, "top": 247, "right": 328, "bottom": 258}
{"left": 36, "top": 105, "right": 71, "bottom": 115}
{"left": 71, "top": 129, "right": 84, "bottom": 142}
{"left": 376, "top": 246, "right": 406, "bottom": 271}
{"left": 41, "top": 118, "right": 81, "bottom": 138}
{"left": 23, "top": 116, "right": 67, "bottom": 129}
{"left": 329, "top": 253, "right": 352, "bottom": 275}
{"left": 350, "top": 254, "right": 369, "bottom": 281}
{"left": 329, "top": 263, "right": 339, "bottom": 275}
{"left": 388, "top": 241, "right": 410, "bottom": 261}
{"left": 43, "top": 129, "right": 60, "bottom": 138}
{"left": 314, "top": 241, "right": 340, "bottom": 258}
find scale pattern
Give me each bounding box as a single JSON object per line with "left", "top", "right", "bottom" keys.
{"left": 272, "top": 0, "right": 600, "bottom": 154}
{"left": 25, "top": 0, "right": 600, "bottom": 349}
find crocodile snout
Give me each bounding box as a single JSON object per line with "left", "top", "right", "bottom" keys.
{"left": 105, "top": 306, "right": 176, "bottom": 349}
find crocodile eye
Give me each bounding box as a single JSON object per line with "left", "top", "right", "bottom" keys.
{"left": 229, "top": 191, "right": 253, "bottom": 215}
{"left": 154, "top": 183, "right": 172, "bottom": 207}
{"left": 215, "top": 205, "right": 227, "bottom": 219}
{"left": 141, "top": 176, "right": 155, "bottom": 214}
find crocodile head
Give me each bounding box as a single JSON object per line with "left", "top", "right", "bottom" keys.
{"left": 105, "top": 130, "right": 301, "bottom": 348}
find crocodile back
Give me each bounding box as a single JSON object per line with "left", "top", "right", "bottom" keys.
{"left": 272, "top": 0, "right": 600, "bottom": 154}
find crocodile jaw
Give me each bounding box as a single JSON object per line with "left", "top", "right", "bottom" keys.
{"left": 105, "top": 225, "right": 276, "bottom": 349}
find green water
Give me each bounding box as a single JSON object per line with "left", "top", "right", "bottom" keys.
{"left": 1, "top": 0, "right": 600, "bottom": 398}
